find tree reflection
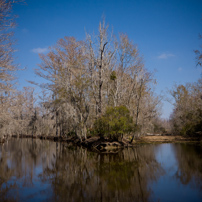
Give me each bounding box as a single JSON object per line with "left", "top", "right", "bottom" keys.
{"left": 0, "top": 142, "right": 16, "bottom": 202}
{"left": 41, "top": 145, "right": 163, "bottom": 202}
{"left": 0, "top": 138, "right": 57, "bottom": 201}
{"left": 173, "top": 144, "right": 202, "bottom": 190}
{"left": 0, "top": 139, "right": 164, "bottom": 202}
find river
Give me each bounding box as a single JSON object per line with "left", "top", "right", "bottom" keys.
{"left": 0, "top": 138, "right": 202, "bottom": 202}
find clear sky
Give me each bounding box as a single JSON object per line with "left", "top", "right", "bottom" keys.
{"left": 13, "top": 0, "right": 202, "bottom": 119}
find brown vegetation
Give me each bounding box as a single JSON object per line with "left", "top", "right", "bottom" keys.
{"left": 1, "top": 19, "right": 162, "bottom": 141}
{"left": 135, "top": 135, "right": 201, "bottom": 144}
{"left": 0, "top": 1, "right": 201, "bottom": 142}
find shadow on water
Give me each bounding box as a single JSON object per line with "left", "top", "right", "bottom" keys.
{"left": 0, "top": 139, "right": 202, "bottom": 202}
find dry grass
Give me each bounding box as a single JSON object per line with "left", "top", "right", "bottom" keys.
{"left": 134, "top": 135, "right": 199, "bottom": 144}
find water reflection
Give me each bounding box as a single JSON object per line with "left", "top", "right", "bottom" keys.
{"left": 0, "top": 139, "right": 57, "bottom": 201}
{"left": 173, "top": 144, "right": 202, "bottom": 189}
{"left": 0, "top": 139, "right": 202, "bottom": 202}
{"left": 40, "top": 145, "right": 163, "bottom": 202}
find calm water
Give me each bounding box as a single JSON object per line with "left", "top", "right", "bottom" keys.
{"left": 0, "top": 138, "right": 202, "bottom": 202}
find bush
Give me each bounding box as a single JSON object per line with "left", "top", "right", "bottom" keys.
{"left": 93, "top": 106, "right": 135, "bottom": 140}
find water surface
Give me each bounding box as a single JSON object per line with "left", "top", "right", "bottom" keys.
{"left": 0, "top": 138, "right": 202, "bottom": 202}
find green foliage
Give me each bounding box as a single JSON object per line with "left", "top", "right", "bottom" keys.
{"left": 93, "top": 106, "right": 135, "bottom": 140}
{"left": 110, "top": 71, "right": 117, "bottom": 81}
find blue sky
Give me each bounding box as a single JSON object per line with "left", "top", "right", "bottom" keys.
{"left": 13, "top": 0, "right": 202, "bottom": 119}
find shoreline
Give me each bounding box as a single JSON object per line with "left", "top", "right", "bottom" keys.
{"left": 134, "top": 135, "right": 201, "bottom": 144}
{"left": 0, "top": 135, "right": 201, "bottom": 153}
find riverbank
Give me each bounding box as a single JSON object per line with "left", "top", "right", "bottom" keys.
{"left": 134, "top": 135, "right": 201, "bottom": 144}
{"left": 0, "top": 134, "right": 201, "bottom": 153}
{"left": 10, "top": 134, "right": 133, "bottom": 153}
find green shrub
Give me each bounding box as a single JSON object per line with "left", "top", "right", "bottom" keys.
{"left": 93, "top": 106, "right": 135, "bottom": 140}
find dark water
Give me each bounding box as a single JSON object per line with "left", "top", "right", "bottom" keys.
{"left": 0, "top": 139, "right": 202, "bottom": 202}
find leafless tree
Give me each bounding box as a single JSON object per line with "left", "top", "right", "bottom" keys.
{"left": 31, "top": 21, "right": 161, "bottom": 140}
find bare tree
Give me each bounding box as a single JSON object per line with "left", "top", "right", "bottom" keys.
{"left": 86, "top": 21, "right": 116, "bottom": 117}
{"left": 32, "top": 21, "right": 161, "bottom": 140}
{"left": 170, "top": 80, "right": 202, "bottom": 136}
{"left": 33, "top": 37, "right": 91, "bottom": 139}
{"left": 0, "top": 0, "right": 24, "bottom": 139}
{"left": 195, "top": 34, "right": 202, "bottom": 67}
{"left": 0, "top": 0, "right": 21, "bottom": 92}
